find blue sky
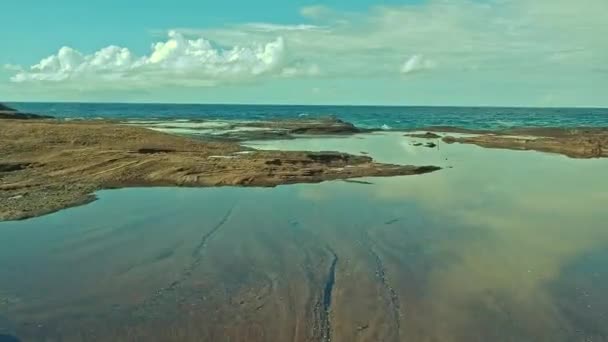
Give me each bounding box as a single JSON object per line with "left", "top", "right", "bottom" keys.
{"left": 1, "top": 0, "right": 606, "bottom": 106}
{"left": 2, "top": 0, "right": 410, "bottom": 63}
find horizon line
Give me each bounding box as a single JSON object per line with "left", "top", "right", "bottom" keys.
{"left": 4, "top": 100, "right": 608, "bottom": 110}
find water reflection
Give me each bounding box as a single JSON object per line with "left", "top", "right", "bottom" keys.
{"left": 1, "top": 133, "right": 607, "bottom": 341}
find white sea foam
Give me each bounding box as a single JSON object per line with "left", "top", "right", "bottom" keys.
{"left": 148, "top": 121, "right": 231, "bottom": 129}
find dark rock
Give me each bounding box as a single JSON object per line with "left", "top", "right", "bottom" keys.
{"left": 413, "top": 143, "right": 423, "bottom": 147}
{"left": 0, "top": 103, "right": 54, "bottom": 120}
{"left": 0, "top": 163, "right": 30, "bottom": 172}
{"left": 0, "top": 104, "right": 17, "bottom": 112}
{"left": 425, "top": 142, "right": 437, "bottom": 148}
{"left": 414, "top": 166, "right": 442, "bottom": 173}
{"left": 442, "top": 136, "right": 457, "bottom": 144}
{"left": 405, "top": 132, "right": 441, "bottom": 139}
{"left": 289, "top": 119, "right": 361, "bottom": 134}
{"left": 137, "top": 148, "right": 176, "bottom": 154}
{"left": 306, "top": 152, "right": 353, "bottom": 163}
{"left": 343, "top": 179, "right": 374, "bottom": 185}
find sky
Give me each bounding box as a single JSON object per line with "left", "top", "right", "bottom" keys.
{"left": 1, "top": 0, "right": 607, "bottom": 106}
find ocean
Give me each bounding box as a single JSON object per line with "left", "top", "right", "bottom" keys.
{"left": 2, "top": 103, "right": 608, "bottom": 341}
{"left": 7, "top": 102, "right": 608, "bottom": 129}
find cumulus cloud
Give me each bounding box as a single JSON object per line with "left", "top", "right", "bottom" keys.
{"left": 12, "top": 46, "right": 135, "bottom": 82}
{"left": 10, "top": 31, "right": 288, "bottom": 86}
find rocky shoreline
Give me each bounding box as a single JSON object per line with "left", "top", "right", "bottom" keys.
{"left": 126, "top": 116, "right": 367, "bottom": 141}
{"left": 3, "top": 104, "right": 607, "bottom": 220}
{"left": 0, "top": 117, "right": 439, "bottom": 221}
{"left": 408, "top": 126, "right": 608, "bottom": 158}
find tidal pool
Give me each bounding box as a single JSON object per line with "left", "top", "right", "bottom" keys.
{"left": 1, "top": 132, "right": 607, "bottom": 342}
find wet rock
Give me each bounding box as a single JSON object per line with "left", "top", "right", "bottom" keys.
{"left": 442, "top": 136, "right": 457, "bottom": 144}
{"left": 287, "top": 118, "right": 360, "bottom": 134}
{"left": 405, "top": 132, "right": 441, "bottom": 139}
{"left": 425, "top": 142, "right": 437, "bottom": 148}
{"left": 306, "top": 152, "right": 354, "bottom": 164}
{"left": 137, "top": 148, "right": 176, "bottom": 154}
{"left": 343, "top": 179, "right": 374, "bottom": 185}
{"left": 0, "top": 104, "right": 17, "bottom": 112}
{"left": 0, "top": 163, "right": 29, "bottom": 173}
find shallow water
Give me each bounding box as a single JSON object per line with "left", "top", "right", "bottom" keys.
{"left": 1, "top": 133, "right": 608, "bottom": 341}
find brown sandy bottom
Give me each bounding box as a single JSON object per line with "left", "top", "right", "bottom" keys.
{"left": 2, "top": 132, "right": 608, "bottom": 342}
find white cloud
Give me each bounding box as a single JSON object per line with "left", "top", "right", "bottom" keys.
{"left": 5, "top": 0, "right": 607, "bottom": 104}
{"left": 281, "top": 63, "right": 321, "bottom": 77}
{"left": 400, "top": 55, "right": 435, "bottom": 74}
{"left": 243, "top": 23, "right": 323, "bottom": 32}
{"left": 192, "top": 0, "right": 606, "bottom": 79}
{"left": 12, "top": 46, "right": 135, "bottom": 82}
{"left": 10, "top": 31, "right": 288, "bottom": 86}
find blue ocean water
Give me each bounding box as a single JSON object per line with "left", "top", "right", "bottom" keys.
{"left": 7, "top": 102, "right": 608, "bottom": 130}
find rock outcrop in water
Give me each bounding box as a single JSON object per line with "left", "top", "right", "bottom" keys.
{"left": 128, "top": 117, "right": 364, "bottom": 141}
{"left": 409, "top": 126, "right": 608, "bottom": 159}
{"left": 0, "top": 103, "right": 16, "bottom": 111}
{"left": 0, "top": 119, "right": 440, "bottom": 221}
{"left": 0, "top": 103, "right": 54, "bottom": 120}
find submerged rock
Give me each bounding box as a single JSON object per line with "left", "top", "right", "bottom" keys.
{"left": 405, "top": 132, "right": 442, "bottom": 139}
{"left": 439, "top": 127, "right": 608, "bottom": 158}
{"left": 412, "top": 142, "right": 437, "bottom": 148}
{"left": 442, "top": 136, "right": 457, "bottom": 144}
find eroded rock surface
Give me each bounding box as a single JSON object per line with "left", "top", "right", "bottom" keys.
{"left": 410, "top": 126, "right": 608, "bottom": 158}
{"left": 128, "top": 117, "right": 364, "bottom": 141}
{"left": 0, "top": 120, "right": 439, "bottom": 220}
